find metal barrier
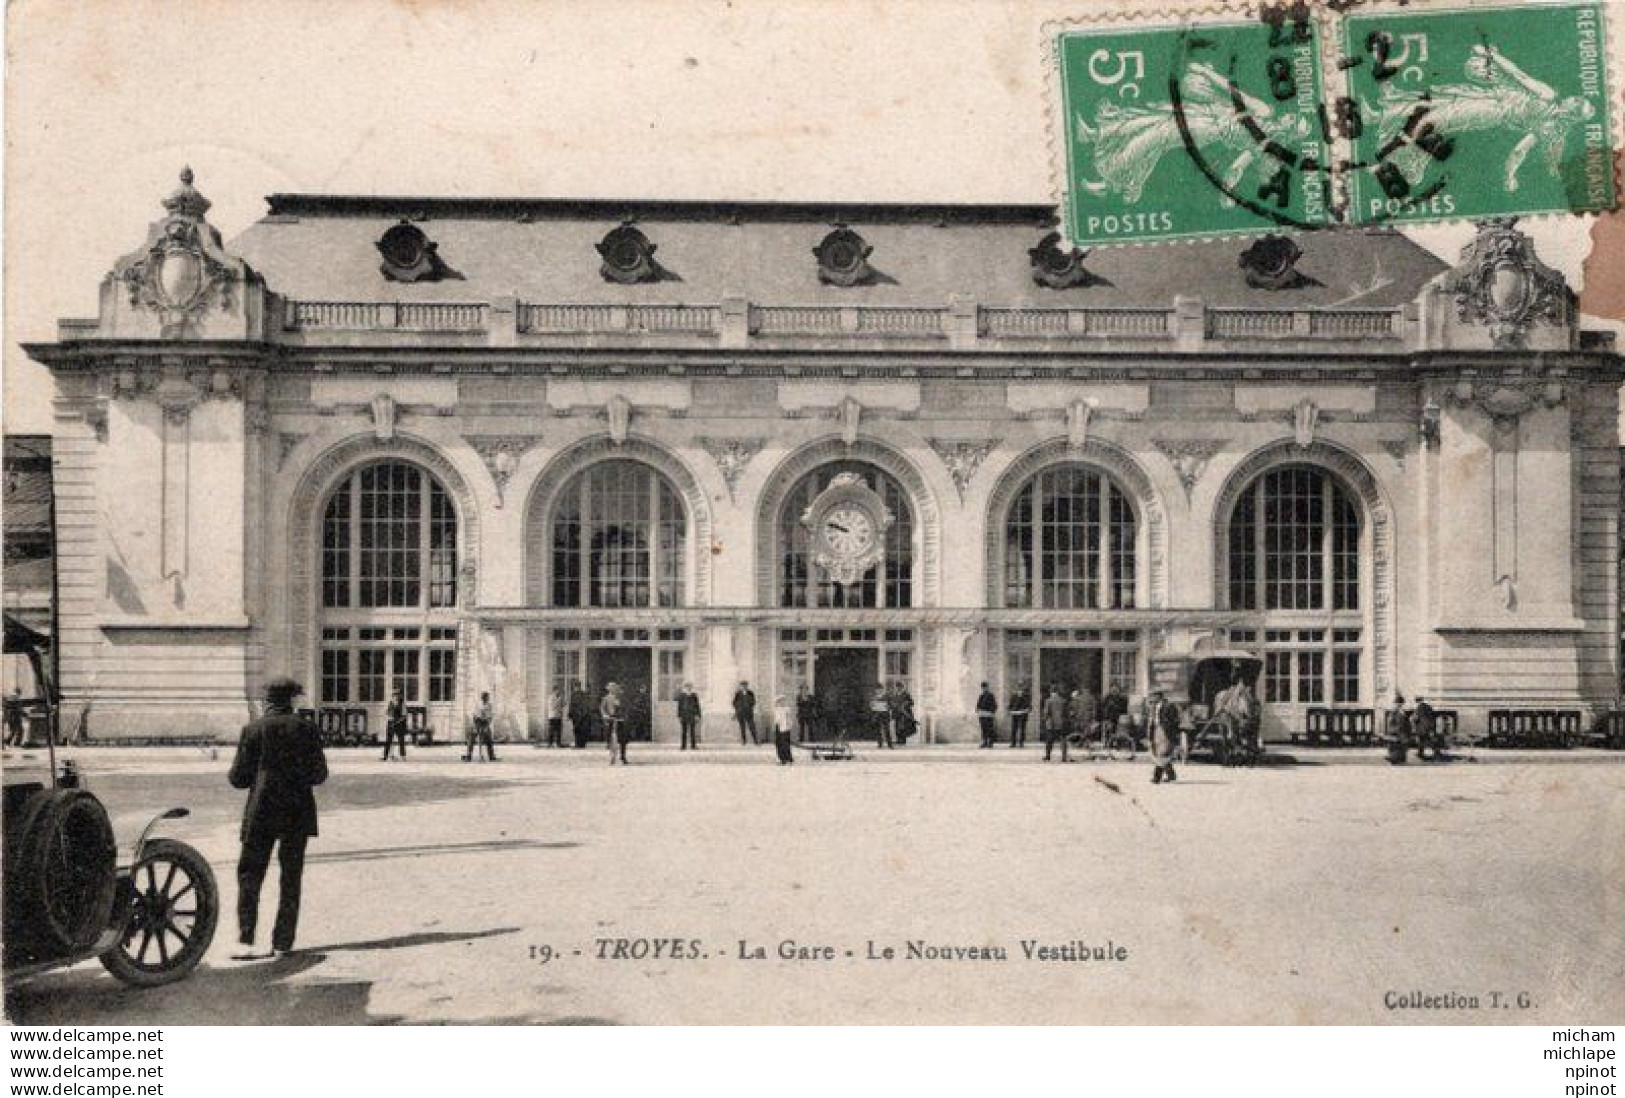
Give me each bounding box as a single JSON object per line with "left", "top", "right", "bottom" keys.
{"left": 1584, "top": 710, "right": 1625, "bottom": 749}
{"left": 1485, "top": 709, "right": 1581, "bottom": 749}
{"left": 1299, "top": 707, "right": 1376, "bottom": 745}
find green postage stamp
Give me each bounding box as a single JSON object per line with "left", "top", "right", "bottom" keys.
{"left": 1051, "top": 2, "right": 1617, "bottom": 247}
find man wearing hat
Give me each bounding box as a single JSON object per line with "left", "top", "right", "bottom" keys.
{"left": 228, "top": 676, "right": 328, "bottom": 958}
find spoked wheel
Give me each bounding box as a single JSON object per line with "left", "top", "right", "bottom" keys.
{"left": 100, "top": 839, "right": 218, "bottom": 988}
{"left": 1107, "top": 732, "right": 1137, "bottom": 762}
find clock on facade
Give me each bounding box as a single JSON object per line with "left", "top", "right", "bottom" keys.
{"left": 799, "top": 472, "right": 893, "bottom": 586}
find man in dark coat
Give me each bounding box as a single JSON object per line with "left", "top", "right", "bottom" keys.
{"left": 382, "top": 685, "right": 409, "bottom": 760}
{"left": 975, "top": 682, "right": 998, "bottom": 748}
{"left": 1041, "top": 686, "right": 1069, "bottom": 762}
{"left": 1147, "top": 689, "right": 1181, "bottom": 784}
{"left": 733, "top": 681, "right": 759, "bottom": 745}
{"left": 795, "top": 683, "right": 817, "bottom": 743}
{"left": 676, "top": 682, "right": 702, "bottom": 750}
{"left": 1007, "top": 682, "right": 1031, "bottom": 748}
{"left": 568, "top": 682, "right": 591, "bottom": 748}
{"left": 229, "top": 677, "right": 328, "bottom": 957}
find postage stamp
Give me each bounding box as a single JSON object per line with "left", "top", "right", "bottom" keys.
{"left": 1341, "top": 2, "right": 1616, "bottom": 226}
{"left": 1055, "top": 18, "right": 1334, "bottom": 245}
{"left": 1050, "top": 1, "right": 1619, "bottom": 246}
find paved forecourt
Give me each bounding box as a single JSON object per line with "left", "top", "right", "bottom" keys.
{"left": 5, "top": 748, "right": 1622, "bottom": 1025}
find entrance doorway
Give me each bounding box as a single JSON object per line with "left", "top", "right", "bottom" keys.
{"left": 1039, "top": 647, "right": 1103, "bottom": 701}
{"left": 813, "top": 647, "right": 880, "bottom": 740}
{"left": 589, "top": 646, "right": 653, "bottom": 742}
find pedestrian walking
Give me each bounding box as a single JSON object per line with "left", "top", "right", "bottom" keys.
{"left": 1148, "top": 689, "right": 1180, "bottom": 784}
{"left": 228, "top": 676, "right": 327, "bottom": 959}
{"left": 773, "top": 695, "right": 795, "bottom": 764}
{"left": 975, "top": 682, "right": 998, "bottom": 748}
{"left": 382, "top": 685, "right": 409, "bottom": 761}
{"left": 1042, "top": 685, "right": 1069, "bottom": 762}
{"left": 603, "top": 682, "right": 628, "bottom": 764}
{"left": 1008, "top": 682, "right": 1030, "bottom": 748}
{"left": 733, "top": 681, "right": 759, "bottom": 745}
{"left": 677, "top": 682, "right": 702, "bottom": 750}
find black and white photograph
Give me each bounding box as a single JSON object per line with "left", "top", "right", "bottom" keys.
{"left": 2, "top": 0, "right": 1623, "bottom": 1062}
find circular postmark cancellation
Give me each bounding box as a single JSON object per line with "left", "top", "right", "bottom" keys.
{"left": 1055, "top": 1, "right": 1617, "bottom": 246}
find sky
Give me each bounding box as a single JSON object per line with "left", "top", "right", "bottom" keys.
{"left": 3, "top": 0, "right": 1616, "bottom": 435}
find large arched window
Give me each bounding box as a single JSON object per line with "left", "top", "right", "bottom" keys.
{"left": 551, "top": 460, "right": 687, "bottom": 608}
{"left": 1225, "top": 465, "right": 1364, "bottom": 706}
{"left": 778, "top": 462, "right": 913, "bottom": 608}
{"left": 318, "top": 460, "right": 460, "bottom": 708}
{"left": 1227, "top": 466, "right": 1359, "bottom": 612}
{"left": 1003, "top": 466, "right": 1137, "bottom": 609}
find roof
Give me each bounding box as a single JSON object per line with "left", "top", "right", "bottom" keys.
{"left": 230, "top": 197, "right": 1449, "bottom": 311}
{"left": 3, "top": 436, "right": 52, "bottom": 541}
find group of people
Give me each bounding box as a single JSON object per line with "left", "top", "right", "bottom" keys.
{"left": 977, "top": 680, "right": 1135, "bottom": 751}
{"left": 1384, "top": 693, "right": 1444, "bottom": 763}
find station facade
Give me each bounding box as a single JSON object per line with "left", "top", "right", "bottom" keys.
{"left": 25, "top": 172, "right": 1624, "bottom": 742}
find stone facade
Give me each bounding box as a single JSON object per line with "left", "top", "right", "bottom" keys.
{"left": 25, "top": 175, "right": 1624, "bottom": 742}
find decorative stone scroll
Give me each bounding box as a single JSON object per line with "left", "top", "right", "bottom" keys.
{"left": 370, "top": 393, "right": 397, "bottom": 442}
{"left": 1292, "top": 398, "right": 1319, "bottom": 449}
{"left": 467, "top": 436, "right": 542, "bottom": 507}
{"left": 1067, "top": 398, "right": 1097, "bottom": 453}
{"left": 1445, "top": 217, "right": 1570, "bottom": 349}
{"left": 1152, "top": 439, "right": 1226, "bottom": 500}
{"left": 1442, "top": 377, "right": 1566, "bottom": 434}
{"left": 699, "top": 438, "right": 766, "bottom": 502}
{"left": 927, "top": 439, "right": 996, "bottom": 503}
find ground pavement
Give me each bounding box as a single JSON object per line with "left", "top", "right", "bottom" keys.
{"left": 5, "top": 742, "right": 1623, "bottom": 1025}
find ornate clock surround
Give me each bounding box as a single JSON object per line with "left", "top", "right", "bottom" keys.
{"left": 799, "top": 471, "right": 894, "bottom": 586}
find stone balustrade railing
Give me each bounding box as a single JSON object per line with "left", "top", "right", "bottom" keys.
{"left": 280, "top": 297, "right": 1407, "bottom": 346}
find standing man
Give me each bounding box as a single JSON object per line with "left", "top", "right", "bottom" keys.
{"left": 544, "top": 687, "right": 564, "bottom": 748}
{"left": 382, "top": 684, "right": 409, "bottom": 761}
{"left": 975, "top": 682, "right": 998, "bottom": 749}
{"left": 1008, "top": 681, "right": 1030, "bottom": 749}
{"left": 733, "top": 681, "right": 759, "bottom": 745}
{"left": 1042, "top": 685, "right": 1069, "bottom": 763}
{"left": 603, "top": 682, "right": 628, "bottom": 764}
{"left": 229, "top": 677, "right": 328, "bottom": 959}
{"left": 1385, "top": 693, "right": 1412, "bottom": 765}
{"left": 870, "top": 684, "right": 894, "bottom": 749}
{"left": 1071, "top": 685, "right": 1099, "bottom": 746}
{"left": 568, "top": 681, "right": 590, "bottom": 749}
{"left": 772, "top": 695, "right": 795, "bottom": 764}
{"left": 3, "top": 687, "right": 25, "bottom": 747}
{"left": 1413, "top": 695, "right": 1439, "bottom": 761}
{"left": 1101, "top": 682, "right": 1128, "bottom": 735}
{"left": 795, "top": 683, "right": 816, "bottom": 744}
{"left": 1148, "top": 689, "right": 1181, "bottom": 784}
{"left": 470, "top": 692, "right": 497, "bottom": 762}
{"left": 677, "top": 682, "right": 702, "bottom": 751}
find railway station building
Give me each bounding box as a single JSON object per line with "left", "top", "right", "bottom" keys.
{"left": 23, "top": 171, "right": 1625, "bottom": 742}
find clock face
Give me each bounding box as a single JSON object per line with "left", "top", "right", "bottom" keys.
{"left": 820, "top": 505, "right": 876, "bottom": 556}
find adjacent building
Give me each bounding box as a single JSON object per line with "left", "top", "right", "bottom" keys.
{"left": 21, "top": 171, "right": 1623, "bottom": 741}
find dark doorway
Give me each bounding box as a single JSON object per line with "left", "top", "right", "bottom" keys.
{"left": 813, "top": 647, "right": 879, "bottom": 741}
{"left": 1039, "top": 647, "right": 1102, "bottom": 702}
{"left": 588, "top": 647, "right": 653, "bottom": 741}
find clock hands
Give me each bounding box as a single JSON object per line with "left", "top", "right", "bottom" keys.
{"left": 828, "top": 521, "right": 850, "bottom": 534}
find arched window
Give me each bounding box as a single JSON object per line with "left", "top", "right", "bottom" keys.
{"left": 1003, "top": 466, "right": 1137, "bottom": 609}
{"left": 1225, "top": 465, "right": 1364, "bottom": 707}
{"left": 778, "top": 462, "right": 913, "bottom": 608}
{"left": 551, "top": 460, "right": 687, "bottom": 608}
{"left": 1227, "top": 466, "right": 1359, "bottom": 612}
{"left": 318, "top": 461, "right": 459, "bottom": 708}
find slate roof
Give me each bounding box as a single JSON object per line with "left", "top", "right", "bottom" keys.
{"left": 3, "top": 437, "right": 52, "bottom": 540}
{"left": 229, "top": 197, "right": 1448, "bottom": 312}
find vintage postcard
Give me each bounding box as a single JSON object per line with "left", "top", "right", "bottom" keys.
{"left": 3, "top": 0, "right": 1623, "bottom": 1027}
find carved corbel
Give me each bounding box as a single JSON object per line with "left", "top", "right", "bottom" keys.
{"left": 371, "top": 393, "right": 397, "bottom": 442}
{"left": 467, "top": 436, "right": 541, "bottom": 508}
{"left": 927, "top": 440, "right": 996, "bottom": 503}
{"left": 1067, "top": 398, "right": 1097, "bottom": 453}
{"left": 1152, "top": 440, "right": 1226, "bottom": 500}
{"left": 839, "top": 397, "right": 862, "bottom": 448}
{"left": 607, "top": 394, "right": 632, "bottom": 445}
{"left": 699, "top": 438, "right": 766, "bottom": 502}
{"left": 1292, "top": 398, "right": 1319, "bottom": 449}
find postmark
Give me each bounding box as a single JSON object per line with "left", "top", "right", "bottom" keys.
{"left": 1048, "top": 2, "right": 1619, "bottom": 247}
{"left": 1341, "top": 3, "right": 1616, "bottom": 226}
{"left": 1055, "top": 18, "right": 1333, "bottom": 245}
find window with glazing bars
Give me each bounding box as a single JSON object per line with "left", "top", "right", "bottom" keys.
{"left": 778, "top": 463, "right": 913, "bottom": 608}
{"left": 1228, "top": 466, "right": 1359, "bottom": 611}
{"left": 552, "top": 460, "right": 686, "bottom": 608}
{"left": 321, "top": 462, "right": 458, "bottom": 609}
{"left": 1003, "top": 466, "right": 1137, "bottom": 609}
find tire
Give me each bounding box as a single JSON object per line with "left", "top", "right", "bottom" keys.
{"left": 4, "top": 788, "right": 118, "bottom": 959}
{"left": 100, "top": 839, "right": 218, "bottom": 988}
